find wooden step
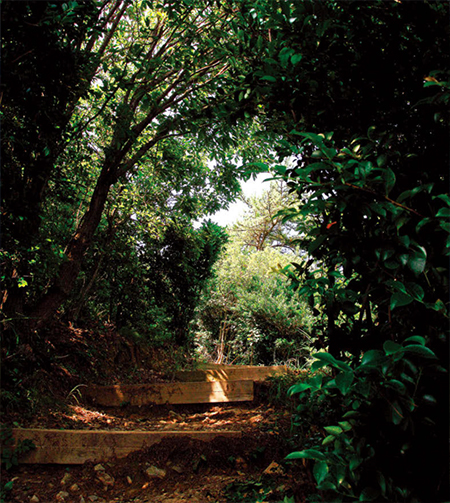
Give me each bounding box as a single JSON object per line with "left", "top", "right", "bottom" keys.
{"left": 176, "top": 365, "right": 288, "bottom": 382}
{"left": 10, "top": 429, "right": 242, "bottom": 464}
{"left": 83, "top": 380, "right": 253, "bottom": 407}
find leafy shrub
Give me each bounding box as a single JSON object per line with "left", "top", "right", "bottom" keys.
{"left": 194, "top": 239, "right": 314, "bottom": 365}
{"left": 287, "top": 341, "right": 446, "bottom": 502}
{"left": 274, "top": 73, "right": 449, "bottom": 502}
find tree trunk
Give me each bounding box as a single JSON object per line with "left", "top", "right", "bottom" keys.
{"left": 27, "top": 166, "right": 117, "bottom": 328}
{"left": 72, "top": 254, "right": 104, "bottom": 321}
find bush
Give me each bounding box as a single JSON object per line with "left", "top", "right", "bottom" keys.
{"left": 287, "top": 341, "right": 446, "bottom": 502}
{"left": 194, "top": 240, "right": 314, "bottom": 365}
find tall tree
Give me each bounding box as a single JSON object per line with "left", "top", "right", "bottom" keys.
{"left": 1, "top": 0, "right": 110, "bottom": 321}
{"left": 1, "top": 0, "right": 263, "bottom": 335}
{"left": 232, "top": 180, "right": 309, "bottom": 252}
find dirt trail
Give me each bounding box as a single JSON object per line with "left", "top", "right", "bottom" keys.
{"left": 2, "top": 400, "right": 315, "bottom": 503}
{"left": 2, "top": 326, "right": 315, "bottom": 502}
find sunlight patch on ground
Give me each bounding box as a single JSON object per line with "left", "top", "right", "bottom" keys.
{"left": 64, "top": 405, "right": 117, "bottom": 426}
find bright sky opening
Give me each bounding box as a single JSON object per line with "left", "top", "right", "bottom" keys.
{"left": 210, "top": 173, "right": 271, "bottom": 227}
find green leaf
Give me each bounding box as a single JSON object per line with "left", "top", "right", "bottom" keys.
{"left": 416, "top": 217, "right": 432, "bottom": 233}
{"left": 383, "top": 340, "right": 402, "bottom": 356}
{"left": 313, "top": 352, "right": 352, "bottom": 372}
{"left": 338, "top": 421, "right": 353, "bottom": 432}
{"left": 273, "top": 164, "right": 287, "bottom": 175}
{"left": 371, "top": 203, "right": 386, "bottom": 217}
{"left": 342, "top": 410, "right": 359, "bottom": 419}
{"left": 408, "top": 246, "right": 427, "bottom": 275}
{"left": 290, "top": 53, "right": 303, "bottom": 65}
{"left": 324, "top": 425, "right": 343, "bottom": 436}
{"left": 335, "top": 371, "right": 354, "bottom": 395}
{"left": 288, "top": 382, "right": 311, "bottom": 396}
{"left": 308, "top": 374, "right": 324, "bottom": 389}
{"left": 404, "top": 335, "right": 426, "bottom": 346}
{"left": 260, "top": 75, "right": 277, "bottom": 82}
{"left": 3, "top": 480, "right": 14, "bottom": 491}
{"left": 390, "top": 401, "right": 403, "bottom": 425}
{"left": 376, "top": 154, "right": 387, "bottom": 167}
{"left": 311, "top": 360, "right": 327, "bottom": 372}
{"left": 317, "top": 480, "right": 337, "bottom": 491}
{"left": 384, "top": 168, "right": 396, "bottom": 194}
{"left": 285, "top": 449, "right": 326, "bottom": 461}
{"left": 335, "top": 464, "right": 346, "bottom": 485}
{"left": 313, "top": 352, "right": 338, "bottom": 366}
{"left": 407, "top": 283, "right": 425, "bottom": 302}
{"left": 350, "top": 456, "right": 362, "bottom": 471}
{"left": 434, "top": 193, "right": 450, "bottom": 205}
{"left": 322, "top": 435, "right": 335, "bottom": 446}
{"left": 390, "top": 291, "right": 413, "bottom": 310}
{"left": 360, "top": 350, "right": 385, "bottom": 368}
{"left": 436, "top": 207, "right": 450, "bottom": 218}
{"left": 428, "top": 298, "right": 447, "bottom": 312}
{"left": 403, "top": 344, "right": 438, "bottom": 359}
{"left": 422, "top": 394, "right": 437, "bottom": 404}
{"left": 279, "top": 47, "right": 294, "bottom": 66}
{"left": 359, "top": 487, "right": 380, "bottom": 501}
{"left": 244, "top": 162, "right": 269, "bottom": 174}
{"left": 313, "top": 460, "right": 329, "bottom": 485}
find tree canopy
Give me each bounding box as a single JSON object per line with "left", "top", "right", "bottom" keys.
{"left": 1, "top": 0, "right": 272, "bottom": 338}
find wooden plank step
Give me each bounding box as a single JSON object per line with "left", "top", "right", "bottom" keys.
{"left": 175, "top": 365, "right": 288, "bottom": 382}
{"left": 82, "top": 380, "right": 253, "bottom": 407}
{"left": 10, "top": 429, "right": 241, "bottom": 464}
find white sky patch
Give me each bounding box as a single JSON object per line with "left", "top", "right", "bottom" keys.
{"left": 210, "top": 172, "right": 272, "bottom": 227}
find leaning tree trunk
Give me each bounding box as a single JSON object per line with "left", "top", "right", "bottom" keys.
{"left": 1, "top": 1, "right": 130, "bottom": 334}
{"left": 27, "top": 166, "right": 117, "bottom": 328}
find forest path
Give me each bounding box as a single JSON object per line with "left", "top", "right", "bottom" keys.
{"left": 3, "top": 365, "right": 315, "bottom": 502}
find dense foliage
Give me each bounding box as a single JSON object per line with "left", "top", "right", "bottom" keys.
{"left": 236, "top": 1, "right": 449, "bottom": 500}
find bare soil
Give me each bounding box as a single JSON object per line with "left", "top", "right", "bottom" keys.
{"left": 1, "top": 321, "right": 317, "bottom": 502}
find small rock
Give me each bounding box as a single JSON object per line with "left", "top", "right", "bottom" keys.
{"left": 56, "top": 491, "right": 70, "bottom": 501}
{"left": 61, "top": 472, "right": 72, "bottom": 485}
{"left": 145, "top": 465, "right": 166, "bottom": 479}
{"left": 171, "top": 465, "right": 184, "bottom": 474}
{"left": 126, "top": 476, "right": 132, "bottom": 485}
{"left": 97, "top": 471, "right": 115, "bottom": 488}
{"left": 30, "top": 496, "right": 40, "bottom": 503}
{"left": 94, "top": 464, "right": 105, "bottom": 472}
{"left": 70, "top": 483, "right": 80, "bottom": 492}
{"left": 88, "top": 496, "right": 98, "bottom": 502}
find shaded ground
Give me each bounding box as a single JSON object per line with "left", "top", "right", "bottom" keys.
{"left": 1, "top": 321, "right": 317, "bottom": 502}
